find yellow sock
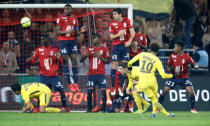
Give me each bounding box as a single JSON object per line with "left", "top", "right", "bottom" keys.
{"left": 150, "top": 95, "right": 169, "bottom": 116}
{"left": 152, "top": 104, "right": 157, "bottom": 114}
{"left": 46, "top": 107, "right": 61, "bottom": 113}
{"left": 139, "top": 95, "right": 149, "bottom": 106}
{"left": 132, "top": 91, "right": 143, "bottom": 112}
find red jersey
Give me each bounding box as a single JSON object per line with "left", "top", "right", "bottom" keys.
{"left": 57, "top": 15, "right": 79, "bottom": 41}
{"left": 31, "top": 46, "right": 63, "bottom": 76}
{"left": 86, "top": 46, "right": 109, "bottom": 75}
{"left": 129, "top": 33, "right": 147, "bottom": 57}
{"left": 168, "top": 53, "right": 195, "bottom": 79}
{"left": 109, "top": 17, "right": 133, "bottom": 45}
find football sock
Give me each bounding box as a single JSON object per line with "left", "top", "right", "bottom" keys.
{"left": 72, "top": 66, "right": 78, "bottom": 84}
{"left": 132, "top": 91, "right": 143, "bottom": 112}
{"left": 152, "top": 105, "right": 157, "bottom": 114}
{"left": 140, "top": 95, "right": 149, "bottom": 106}
{"left": 101, "top": 90, "right": 107, "bottom": 111}
{"left": 63, "top": 65, "right": 71, "bottom": 84}
{"left": 87, "top": 89, "right": 93, "bottom": 111}
{"left": 60, "top": 92, "right": 67, "bottom": 107}
{"left": 111, "top": 69, "right": 117, "bottom": 87}
{"left": 190, "top": 96, "right": 196, "bottom": 109}
{"left": 46, "top": 107, "right": 61, "bottom": 113}
{"left": 159, "top": 94, "right": 165, "bottom": 104}
{"left": 151, "top": 95, "right": 169, "bottom": 116}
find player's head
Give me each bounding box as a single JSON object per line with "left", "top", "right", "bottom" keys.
{"left": 64, "top": 4, "right": 72, "bottom": 16}
{"left": 113, "top": 8, "right": 123, "bottom": 21}
{"left": 150, "top": 43, "right": 160, "bottom": 54}
{"left": 174, "top": 41, "right": 185, "bottom": 53}
{"left": 119, "top": 61, "right": 130, "bottom": 74}
{"left": 41, "top": 35, "right": 50, "bottom": 47}
{"left": 11, "top": 83, "right": 21, "bottom": 95}
{"left": 92, "top": 33, "right": 101, "bottom": 47}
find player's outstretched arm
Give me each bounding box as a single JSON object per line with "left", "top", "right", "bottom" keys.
{"left": 157, "top": 59, "right": 173, "bottom": 79}
{"left": 57, "top": 26, "right": 73, "bottom": 36}
{"left": 124, "top": 27, "right": 135, "bottom": 47}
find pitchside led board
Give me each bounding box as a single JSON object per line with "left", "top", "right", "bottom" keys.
{"left": 0, "top": 72, "right": 210, "bottom": 111}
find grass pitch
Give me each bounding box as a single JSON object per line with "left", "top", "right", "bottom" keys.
{"left": 0, "top": 111, "right": 210, "bottom": 126}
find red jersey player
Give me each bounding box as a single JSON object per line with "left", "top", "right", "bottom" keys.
{"left": 57, "top": 4, "right": 86, "bottom": 92}
{"left": 109, "top": 8, "right": 135, "bottom": 93}
{"left": 159, "top": 41, "right": 199, "bottom": 113}
{"left": 80, "top": 34, "right": 110, "bottom": 112}
{"left": 27, "top": 35, "right": 69, "bottom": 112}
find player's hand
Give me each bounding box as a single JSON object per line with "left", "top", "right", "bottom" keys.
{"left": 26, "top": 57, "right": 32, "bottom": 62}
{"left": 93, "top": 51, "right": 100, "bottom": 57}
{"left": 126, "top": 90, "right": 132, "bottom": 95}
{"left": 67, "top": 29, "right": 74, "bottom": 34}
{"left": 83, "top": 52, "right": 89, "bottom": 57}
{"left": 80, "top": 25, "right": 87, "bottom": 33}
{"left": 194, "top": 64, "right": 199, "bottom": 69}
{"left": 118, "top": 30, "right": 125, "bottom": 37}
{"left": 54, "top": 53, "right": 60, "bottom": 59}
{"left": 124, "top": 40, "right": 132, "bottom": 47}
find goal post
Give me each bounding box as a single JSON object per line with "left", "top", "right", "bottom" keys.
{"left": 0, "top": 4, "right": 133, "bottom": 24}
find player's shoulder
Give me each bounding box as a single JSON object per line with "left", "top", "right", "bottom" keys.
{"left": 58, "top": 14, "right": 66, "bottom": 19}
{"left": 123, "top": 17, "right": 130, "bottom": 22}
{"left": 182, "top": 53, "right": 190, "bottom": 57}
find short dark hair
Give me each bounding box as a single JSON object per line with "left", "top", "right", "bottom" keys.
{"left": 175, "top": 41, "right": 185, "bottom": 50}
{"left": 193, "top": 42, "right": 203, "bottom": 48}
{"left": 11, "top": 83, "right": 21, "bottom": 92}
{"left": 92, "top": 33, "right": 101, "bottom": 40}
{"left": 150, "top": 43, "right": 160, "bottom": 52}
{"left": 119, "top": 61, "right": 128, "bottom": 69}
{"left": 113, "top": 8, "right": 123, "bottom": 15}
{"left": 65, "top": 4, "right": 72, "bottom": 8}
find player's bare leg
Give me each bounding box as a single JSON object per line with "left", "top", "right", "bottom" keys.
{"left": 70, "top": 54, "right": 80, "bottom": 92}
{"left": 100, "top": 88, "right": 107, "bottom": 112}
{"left": 185, "top": 86, "right": 198, "bottom": 113}
{"left": 59, "top": 90, "right": 70, "bottom": 112}
{"left": 40, "top": 105, "right": 47, "bottom": 113}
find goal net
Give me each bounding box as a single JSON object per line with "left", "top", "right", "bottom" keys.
{"left": 0, "top": 4, "right": 133, "bottom": 111}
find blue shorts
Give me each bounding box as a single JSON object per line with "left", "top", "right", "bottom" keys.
{"left": 60, "top": 40, "right": 78, "bottom": 55}
{"left": 40, "top": 74, "right": 64, "bottom": 91}
{"left": 165, "top": 78, "right": 193, "bottom": 89}
{"left": 112, "top": 44, "right": 129, "bottom": 61}
{"left": 130, "top": 56, "right": 139, "bottom": 66}
{"left": 87, "top": 75, "right": 107, "bottom": 89}
{"left": 111, "top": 94, "right": 122, "bottom": 109}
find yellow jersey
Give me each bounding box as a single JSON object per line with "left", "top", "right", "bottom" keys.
{"left": 128, "top": 52, "right": 173, "bottom": 84}
{"left": 126, "top": 66, "right": 140, "bottom": 91}
{"left": 21, "top": 82, "right": 51, "bottom": 104}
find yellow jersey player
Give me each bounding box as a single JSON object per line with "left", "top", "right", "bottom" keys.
{"left": 128, "top": 43, "right": 174, "bottom": 117}
{"left": 119, "top": 62, "right": 150, "bottom": 113}
{"left": 11, "top": 83, "right": 63, "bottom": 113}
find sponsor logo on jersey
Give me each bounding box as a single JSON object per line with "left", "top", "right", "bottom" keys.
{"left": 113, "top": 23, "right": 117, "bottom": 26}
{"left": 123, "top": 22, "right": 127, "bottom": 27}
{"left": 62, "top": 16, "right": 67, "bottom": 19}
{"left": 39, "top": 48, "right": 44, "bottom": 52}
{"left": 172, "top": 55, "right": 177, "bottom": 58}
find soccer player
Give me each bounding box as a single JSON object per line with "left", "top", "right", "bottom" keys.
{"left": 109, "top": 8, "right": 135, "bottom": 90}
{"left": 57, "top": 4, "right": 86, "bottom": 92}
{"left": 27, "top": 35, "right": 69, "bottom": 112}
{"left": 80, "top": 34, "right": 110, "bottom": 112}
{"left": 159, "top": 41, "right": 199, "bottom": 113}
{"left": 130, "top": 32, "right": 148, "bottom": 66}
{"left": 128, "top": 43, "right": 174, "bottom": 117}
{"left": 11, "top": 83, "right": 63, "bottom": 113}
{"left": 119, "top": 62, "right": 150, "bottom": 113}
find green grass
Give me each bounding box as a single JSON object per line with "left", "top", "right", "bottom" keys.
{"left": 0, "top": 112, "right": 210, "bottom": 126}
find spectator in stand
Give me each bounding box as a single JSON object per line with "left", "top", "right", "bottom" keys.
{"left": 193, "top": 0, "right": 208, "bottom": 15}
{"left": 192, "top": 42, "right": 209, "bottom": 68}
{"left": 0, "top": 41, "right": 17, "bottom": 74}
{"left": 193, "top": 13, "right": 208, "bottom": 45}
{"left": 7, "top": 31, "right": 20, "bottom": 58}
{"left": 77, "top": 45, "right": 89, "bottom": 75}
{"left": 174, "top": 0, "right": 197, "bottom": 48}
{"left": 29, "top": 23, "right": 41, "bottom": 48}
